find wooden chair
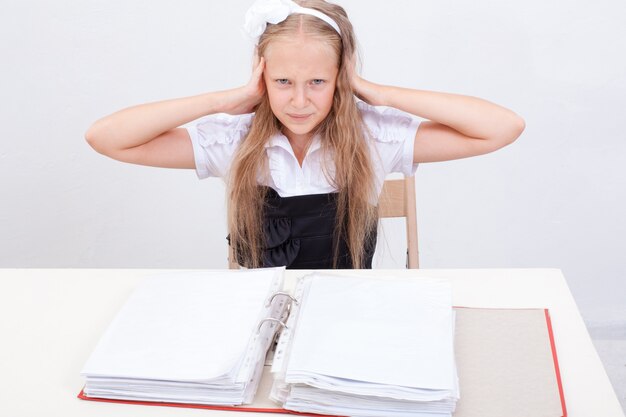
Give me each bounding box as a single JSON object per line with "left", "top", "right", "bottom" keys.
{"left": 377, "top": 176, "right": 420, "bottom": 269}
{"left": 228, "top": 176, "right": 419, "bottom": 269}
{"left": 228, "top": 247, "right": 239, "bottom": 270}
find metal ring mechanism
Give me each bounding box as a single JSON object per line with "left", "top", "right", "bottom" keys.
{"left": 265, "top": 292, "right": 299, "bottom": 307}
{"left": 256, "top": 318, "right": 288, "bottom": 333}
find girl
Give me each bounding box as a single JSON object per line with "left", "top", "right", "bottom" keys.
{"left": 86, "top": 0, "right": 525, "bottom": 269}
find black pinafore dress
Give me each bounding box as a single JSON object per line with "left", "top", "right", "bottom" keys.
{"left": 231, "top": 187, "right": 377, "bottom": 269}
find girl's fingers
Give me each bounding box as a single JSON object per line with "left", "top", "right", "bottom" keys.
{"left": 253, "top": 57, "right": 266, "bottom": 94}
{"left": 253, "top": 57, "right": 264, "bottom": 76}
{"left": 252, "top": 47, "right": 261, "bottom": 68}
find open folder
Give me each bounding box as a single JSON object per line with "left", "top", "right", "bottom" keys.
{"left": 79, "top": 268, "right": 566, "bottom": 417}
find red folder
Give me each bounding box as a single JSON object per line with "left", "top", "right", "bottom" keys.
{"left": 78, "top": 307, "right": 567, "bottom": 417}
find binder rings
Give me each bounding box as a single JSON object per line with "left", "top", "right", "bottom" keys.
{"left": 78, "top": 269, "right": 567, "bottom": 417}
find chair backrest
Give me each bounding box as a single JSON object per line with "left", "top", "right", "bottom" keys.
{"left": 228, "top": 246, "right": 239, "bottom": 270}
{"left": 228, "top": 176, "right": 419, "bottom": 269}
{"left": 378, "top": 176, "right": 420, "bottom": 269}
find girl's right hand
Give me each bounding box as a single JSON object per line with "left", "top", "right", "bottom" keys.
{"left": 225, "top": 56, "right": 266, "bottom": 115}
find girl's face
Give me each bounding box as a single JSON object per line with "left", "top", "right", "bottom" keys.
{"left": 263, "top": 36, "right": 339, "bottom": 144}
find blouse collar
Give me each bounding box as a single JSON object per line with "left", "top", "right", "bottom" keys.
{"left": 265, "top": 132, "right": 322, "bottom": 157}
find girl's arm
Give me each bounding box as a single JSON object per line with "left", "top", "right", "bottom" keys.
{"left": 349, "top": 65, "right": 525, "bottom": 163}
{"left": 85, "top": 58, "right": 266, "bottom": 168}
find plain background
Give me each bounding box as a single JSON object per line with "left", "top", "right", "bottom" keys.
{"left": 1, "top": 0, "right": 625, "bottom": 331}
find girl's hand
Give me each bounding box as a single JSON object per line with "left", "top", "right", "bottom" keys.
{"left": 225, "top": 56, "right": 266, "bottom": 115}
{"left": 347, "top": 55, "right": 385, "bottom": 106}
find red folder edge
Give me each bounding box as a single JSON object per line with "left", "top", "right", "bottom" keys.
{"left": 544, "top": 309, "right": 568, "bottom": 417}
{"left": 77, "top": 389, "right": 335, "bottom": 416}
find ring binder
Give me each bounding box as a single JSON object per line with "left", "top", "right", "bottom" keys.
{"left": 78, "top": 270, "right": 567, "bottom": 417}
{"left": 256, "top": 317, "right": 288, "bottom": 333}
{"left": 266, "top": 292, "right": 299, "bottom": 307}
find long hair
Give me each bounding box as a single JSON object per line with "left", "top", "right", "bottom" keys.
{"left": 228, "top": 0, "right": 378, "bottom": 268}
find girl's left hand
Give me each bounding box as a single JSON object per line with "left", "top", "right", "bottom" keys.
{"left": 346, "top": 55, "right": 385, "bottom": 106}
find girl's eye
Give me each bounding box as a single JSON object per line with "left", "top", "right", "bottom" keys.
{"left": 276, "top": 79, "right": 289, "bottom": 85}
{"left": 312, "top": 79, "right": 325, "bottom": 85}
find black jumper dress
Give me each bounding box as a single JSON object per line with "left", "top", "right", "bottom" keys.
{"left": 231, "top": 187, "right": 377, "bottom": 269}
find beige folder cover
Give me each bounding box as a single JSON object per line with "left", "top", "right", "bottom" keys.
{"left": 453, "top": 307, "right": 565, "bottom": 417}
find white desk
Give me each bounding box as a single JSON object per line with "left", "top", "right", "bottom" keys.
{"left": 0, "top": 268, "right": 623, "bottom": 417}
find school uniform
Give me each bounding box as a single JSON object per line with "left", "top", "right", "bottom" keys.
{"left": 185, "top": 101, "right": 420, "bottom": 269}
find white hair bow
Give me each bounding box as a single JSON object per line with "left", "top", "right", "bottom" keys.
{"left": 243, "top": 0, "right": 341, "bottom": 40}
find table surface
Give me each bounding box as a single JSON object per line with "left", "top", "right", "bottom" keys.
{"left": 0, "top": 268, "right": 623, "bottom": 417}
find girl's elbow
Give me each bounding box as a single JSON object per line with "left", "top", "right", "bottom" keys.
{"left": 499, "top": 114, "right": 525, "bottom": 147}
{"left": 511, "top": 115, "right": 526, "bottom": 142}
{"left": 85, "top": 122, "right": 111, "bottom": 155}
{"left": 84, "top": 125, "right": 98, "bottom": 149}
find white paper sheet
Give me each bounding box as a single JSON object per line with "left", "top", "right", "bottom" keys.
{"left": 82, "top": 269, "right": 281, "bottom": 382}
{"left": 285, "top": 274, "right": 455, "bottom": 390}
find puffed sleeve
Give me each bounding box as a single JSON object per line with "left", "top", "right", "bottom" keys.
{"left": 358, "top": 101, "right": 421, "bottom": 176}
{"left": 183, "top": 113, "right": 254, "bottom": 179}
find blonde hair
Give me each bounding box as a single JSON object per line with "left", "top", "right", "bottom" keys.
{"left": 228, "top": 0, "right": 377, "bottom": 268}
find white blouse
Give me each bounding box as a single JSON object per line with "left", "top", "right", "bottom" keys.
{"left": 185, "top": 101, "right": 421, "bottom": 198}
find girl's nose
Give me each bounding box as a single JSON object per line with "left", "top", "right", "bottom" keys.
{"left": 291, "top": 86, "right": 309, "bottom": 108}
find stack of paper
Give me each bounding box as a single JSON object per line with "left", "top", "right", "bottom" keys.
{"left": 81, "top": 268, "right": 286, "bottom": 406}
{"left": 270, "top": 273, "right": 459, "bottom": 417}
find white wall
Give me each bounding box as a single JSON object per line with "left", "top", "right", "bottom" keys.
{"left": 1, "top": 0, "right": 625, "bottom": 326}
